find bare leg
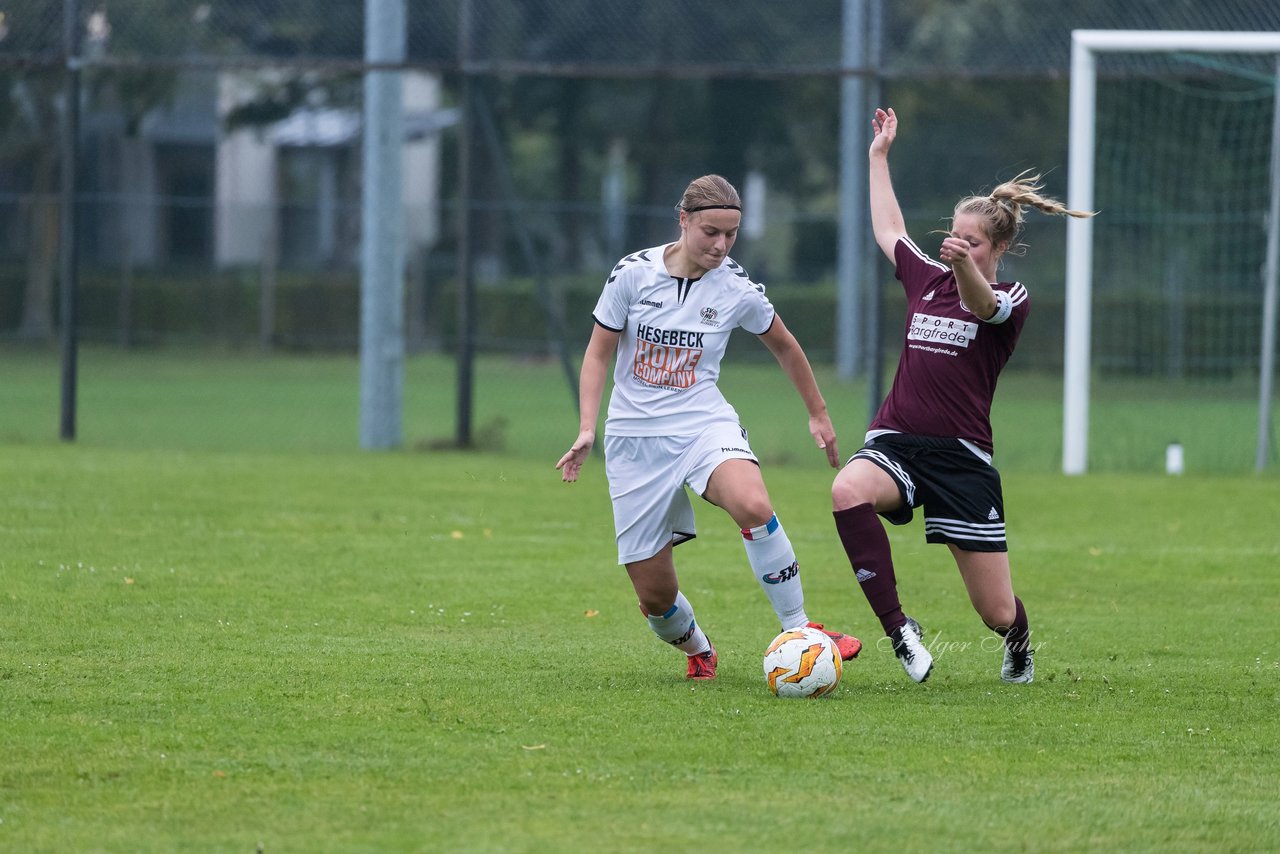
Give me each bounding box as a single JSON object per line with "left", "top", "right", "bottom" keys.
{"left": 703, "top": 458, "right": 809, "bottom": 629}
{"left": 625, "top": 542, "right": 679, "bottom": 616}
{"left": 950, "top": 545, "right": 1033, "bottom": 682}
{"left": 832, "top": 458, "right": 903, "bottom": 514}
{"left": 948, "top": 545, "right": 1016, "bottom": 629}
{"left": 627, "top": 543, "right": 712, "bottom": 662}
{"left": 702, "top": 458, "right": 773, "bottom": 528}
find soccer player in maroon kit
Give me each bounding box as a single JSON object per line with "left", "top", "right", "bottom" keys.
{"left": 832, "top": 107, "right": 1094, "bottom": 684}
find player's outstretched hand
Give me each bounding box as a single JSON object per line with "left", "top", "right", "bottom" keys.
{"left": 556, "top": 430, "right": 595, "bottom": 482}
{"left": 870, "top": 107, "right": 897, "bottom": 156}
{"left": 809, "top": 413, "right": 840, "bottom": 469}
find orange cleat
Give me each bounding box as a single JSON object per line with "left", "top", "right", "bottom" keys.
{"left": 685, "top": 646, "right": 718, "bottom": 680}
{"left": 807, "top": 621, "right": 862, "bottom": 661}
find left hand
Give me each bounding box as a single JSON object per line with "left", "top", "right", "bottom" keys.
{"left": 556, "top": 429, "right": 595, "bottom": 483}
{"left": 809, "top": 412, "right": 840, "bottom": 468}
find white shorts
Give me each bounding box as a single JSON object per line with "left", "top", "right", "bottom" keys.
{"left": 604, "top": 422, "right": 758, "bottom": 565}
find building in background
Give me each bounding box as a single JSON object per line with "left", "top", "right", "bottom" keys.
{"left": 70, "top": 70, "right": 445, "bottom": 272}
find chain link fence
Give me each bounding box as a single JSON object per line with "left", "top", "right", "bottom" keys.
{"left": 1, "top": 1, "right": 1279, "bottom": 373}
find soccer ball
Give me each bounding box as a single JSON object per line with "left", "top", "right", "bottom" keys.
{"left": 763, "top": 626, "right": 842, "bottom": 698}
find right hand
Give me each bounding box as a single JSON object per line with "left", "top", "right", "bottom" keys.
{"left": 870, "top": 107, "right": 897, "bottom": 157}
{"left": 556, "top": 430, "right": 595, "bottom": 482}
{"left": 938, "top": 235, "right": 972, "bottom": 268}
{"left": 808, "top": 411, "right": 840, "bottom": 469}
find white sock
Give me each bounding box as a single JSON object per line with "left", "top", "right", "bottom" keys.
{"left": 742, "top": 514, "right": 809, "bottom": 629}
{"left": 645, "top": 591, "right": 711, "bottom": 655}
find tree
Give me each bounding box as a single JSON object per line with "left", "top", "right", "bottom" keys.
{"left": 0, "top": 1, "right": 202, "bottom": 340}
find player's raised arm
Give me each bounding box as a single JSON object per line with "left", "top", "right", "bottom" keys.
{"left": 869, "top": 107, "right": 908, "bottom": 263}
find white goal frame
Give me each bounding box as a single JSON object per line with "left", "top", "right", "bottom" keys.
{"left": 1064, "top": 30, "right": 1280, "bottom": 474}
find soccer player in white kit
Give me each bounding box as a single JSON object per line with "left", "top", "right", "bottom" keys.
{"left": 831, "top": 108, "right": 1094, "bottom": 685}
{"left": 557, "top": 174, "right": 861, "bottom": 680}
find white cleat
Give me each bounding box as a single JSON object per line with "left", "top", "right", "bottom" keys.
{"left": 890, "top": 616, "right": 933, "bottom": 683}
{"left": 1001, "top": 644, "right": 1035, "bottom": 684}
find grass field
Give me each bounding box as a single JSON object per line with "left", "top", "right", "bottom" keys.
{"left": 2, "top": 346, "right": 1278, "bottom": 851}
{"left": 1, "top": 343, "right": 1272, "bottom": 473}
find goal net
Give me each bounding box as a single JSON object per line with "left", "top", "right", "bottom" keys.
{"left": 1064, "top": 31, "right": 1280, "bottom": 474}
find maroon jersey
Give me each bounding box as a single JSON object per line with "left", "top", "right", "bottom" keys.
{"left": 869, "top": 236, "right": 1029, "bottom": 454}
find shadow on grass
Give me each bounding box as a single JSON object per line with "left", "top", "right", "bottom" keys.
{"left": 415, "top": 415, "right": 508, "bottom": 453}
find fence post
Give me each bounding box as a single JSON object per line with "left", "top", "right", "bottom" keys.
{"left": 359, "top": 0, "right": 407, "bottom": 449}
{"left": 259, "top": 224, "right": 277, "bottom": 352}
{"left": 59, "top": 0, "right": 82, "bottom": 441}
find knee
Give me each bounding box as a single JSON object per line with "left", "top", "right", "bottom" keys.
{"left": 832, "top": 473, "right": 871, "bottom": 511}
{"left": 980, "top": 601, "right": 1017, "bottom": 631}
{"left": 633, "top": 580, "right": 678, "bottom": 616}
{"left": 636, "top": 594, "right": 673, "bottom": 617}
{"left": 713, "top": 479, "right": 774, "bottom": 530}
{"left": 736, "top": 496, "right": 775, "bottom": 530}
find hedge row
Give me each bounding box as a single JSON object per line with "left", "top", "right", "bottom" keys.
{"left": 1, "top": 267, "right": 1263, "bottom": 377}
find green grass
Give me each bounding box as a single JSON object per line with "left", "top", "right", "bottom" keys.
{"left": 1, "top": 344, "right": 1271, "bottom": 473}
{"left": 2, "top": 346, "right": 1278, "bottom": 851}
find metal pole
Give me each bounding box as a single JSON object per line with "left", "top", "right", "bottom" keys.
{"left": 1255, "top": 56, "right": 1280, "bottom": 472}
{"left": 454, "top": 0, "right": 475, "bottom": 448}
{"left": 864, "top": 0, "right": 885, "bottom": 419}
{"left": 359, "top": 0, "right": 407, "bottom": 449}
{"left": 836, "top": 0, "right": 866, "bottom": 380}
{"left": 1063, "top": 34, "right": 1097, "bottom": 475}
{"left": 59, "top": 0, "right": 81, "bottom": 442}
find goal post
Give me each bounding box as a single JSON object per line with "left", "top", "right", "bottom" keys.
{"left": 1064, "top": 30, "right": 1280, "bottom": 474}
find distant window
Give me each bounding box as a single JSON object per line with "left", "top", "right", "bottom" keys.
{"left": 155, "top": 143, "right": 214, "bottom": 264}
{"left": 278, "top": 145, "right": 355, "bottom": 268}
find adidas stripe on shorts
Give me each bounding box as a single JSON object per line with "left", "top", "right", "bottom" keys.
{"left": 850, "top": 432, "right": 1008, "bottom": 552}
{"left": 604, "top": 422, "right": 758, "bottom": 564}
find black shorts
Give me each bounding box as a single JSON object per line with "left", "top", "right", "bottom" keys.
{"left": 850, "top": 433, "right": 1008, "bottom": 553}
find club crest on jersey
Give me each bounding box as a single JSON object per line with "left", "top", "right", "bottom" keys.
{"left": 699, "top": 306, "right": 721, "bottom": 327}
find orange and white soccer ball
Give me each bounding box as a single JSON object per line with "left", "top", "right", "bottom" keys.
{"left": 763, "top": 626, "right": 842, "bottom": 698}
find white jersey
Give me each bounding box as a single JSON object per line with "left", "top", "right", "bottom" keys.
{"left": 592, "top": 244, "right": 775, "bottom": 437}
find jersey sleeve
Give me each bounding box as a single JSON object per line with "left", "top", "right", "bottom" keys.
{"left": 591, "top": 258, "right": 636, "bottom": 332}
{"left": 894, "top": 236, "right": 949, "bottom": 301}
{"left": 738, "top": 279, "right": 776, "bottom": 335}
{"left": 721, "top": 258, "right": 775, "bottom": 335}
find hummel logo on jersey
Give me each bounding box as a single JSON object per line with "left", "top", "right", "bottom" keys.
{"left": 855, "top": 568, "right": 877, "bottom": 583}
{"left": 640, "top": 299, "right": 663, "bottom": 309}
{"left": 922, "top": 289, "right": 936, "bottom": 301}
{"left": 987, "top": 507, "right": 1000, "bottom": 521}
